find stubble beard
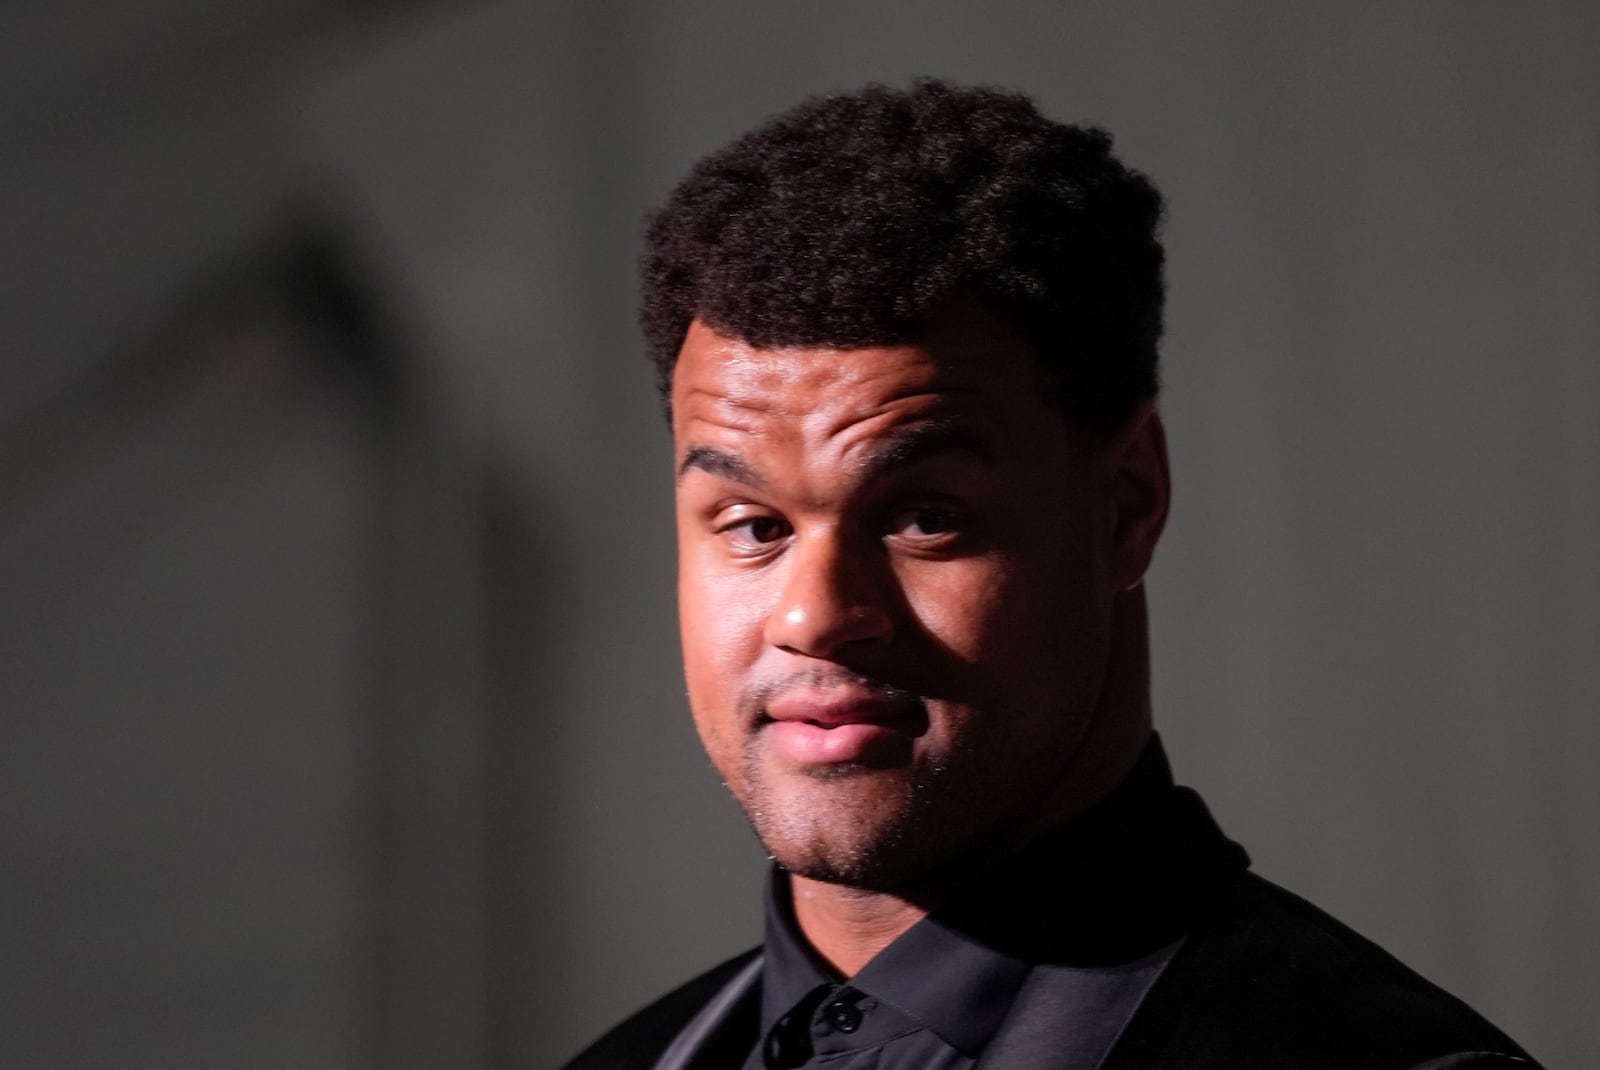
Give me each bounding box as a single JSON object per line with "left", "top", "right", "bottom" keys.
{"left": 733, "top": 744, "right": 967, "bottom": 892}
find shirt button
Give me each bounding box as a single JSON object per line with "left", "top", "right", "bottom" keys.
{"left": 825, "top": 999, "right": 863, "bottom": 1034}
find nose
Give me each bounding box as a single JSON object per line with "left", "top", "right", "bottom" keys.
{"left": 763, "top": 531, "right": 894, "bottom": 660}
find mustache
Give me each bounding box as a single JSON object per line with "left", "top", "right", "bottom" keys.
{"left": 743, "top": 668, "right": 922, "bottom": 720}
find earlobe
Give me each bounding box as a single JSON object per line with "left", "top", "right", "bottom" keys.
{"left": 1107, "top": 402, "right": 1171, "bottom": 591}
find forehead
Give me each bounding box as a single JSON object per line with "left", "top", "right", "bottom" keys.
{"left": 670, "top": 305, "right": 1056, "bottom": 447}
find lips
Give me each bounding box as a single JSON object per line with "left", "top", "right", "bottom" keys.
{"left": 762, "top": 688, "right": 922, "bottom": 765}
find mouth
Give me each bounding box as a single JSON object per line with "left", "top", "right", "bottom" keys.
{"left": 760, "top": 687, "right": 925, "bottom": 766}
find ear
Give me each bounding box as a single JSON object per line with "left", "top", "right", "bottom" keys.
{"left": 1103, "top": 402, "right": 1171, "bottom": 591}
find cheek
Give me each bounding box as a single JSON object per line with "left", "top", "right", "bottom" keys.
{"left": 678, "top": 548, "right": 771, "bottom": 719}
{"left": 898, "top": 549, "right": 1108, "bottom": 725}
{"left": 900, "top": 554, "right": 1077, "bottom": 665}
{"left": 677, "top": 575, "right": 738, "bottom": 777}
{"left": 898, "top": 558, "right": 1017, "bottom": 664}
{"left": 678, "top": 562, "right": 778, "bottom": 793}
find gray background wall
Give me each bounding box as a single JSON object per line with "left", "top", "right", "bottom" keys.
{"left": 2, "top": 3, "right": 1595, "bottom": 1067}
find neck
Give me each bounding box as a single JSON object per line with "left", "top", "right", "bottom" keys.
{"left": 789, "top": 588, "right": 1155, "bottom": 978}
{"left": 788, "top": 877, "right": 924, "bottom": 977}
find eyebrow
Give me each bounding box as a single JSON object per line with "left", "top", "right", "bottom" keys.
{"left": 677, "top": 420, "right": 993, "bottom": 489}
{"left": 855, "top": 420, "right": 995, "bottom": 482}
{"left": 678, "top": 445, "right": 767, "bottom": 488}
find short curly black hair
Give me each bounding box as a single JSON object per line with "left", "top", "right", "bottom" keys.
{"left": 640, "top": 78, "right": 1166, "bottom": 435}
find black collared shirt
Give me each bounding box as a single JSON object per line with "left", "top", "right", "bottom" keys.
{"left": 746, "top": 870, "right": 1033, "bottom": 1069}
{"left": 741, "top": 738, "right": 1250, "bottom": 1069}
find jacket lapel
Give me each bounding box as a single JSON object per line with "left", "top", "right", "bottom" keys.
{"left": 651, "top": 952, "right": 763, "bottom": 1070}
{"left": 974, "top": 941, "right": 1178, "bottom": 1070}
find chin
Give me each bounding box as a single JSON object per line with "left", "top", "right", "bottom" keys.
{"left": 740, "top": 768, "right": 963, "bottom": 892}
{"left": 774, "top": 849, "right": 929, "bottom": 893}
{"left": 764, "top": 834, "right": 923, "bottom": 891}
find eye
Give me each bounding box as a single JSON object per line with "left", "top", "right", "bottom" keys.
{"left": 717, "top": 514, "right": 791, "bottom": 553}
{"left": 887, "top": 505, "right": 966, "bottom": 545}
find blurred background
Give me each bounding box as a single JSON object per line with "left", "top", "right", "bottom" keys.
{"left": 2, "top": 2, "right": 1595, "bottom": 1067}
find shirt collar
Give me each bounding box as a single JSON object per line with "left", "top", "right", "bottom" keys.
{"left": 759, "top": 864, "right": 1031, "bottom": 1058}
{"left": 758, "top": 870, "right": 834, "bottom": 1034}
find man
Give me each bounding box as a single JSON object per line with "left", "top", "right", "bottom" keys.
{"left": 564, "top": 80, "right": 1539, "bottom": 1069}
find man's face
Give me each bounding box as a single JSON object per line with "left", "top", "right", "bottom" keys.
{"left": 672, "top": 303, "right": 1134, "bottom": 891}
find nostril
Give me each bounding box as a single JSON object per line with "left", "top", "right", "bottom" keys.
{"left": 844, "top": 605, "right": 893, "bottom": 636}
{"left": 767, "top": 600, "right": 894, "bottom": 659}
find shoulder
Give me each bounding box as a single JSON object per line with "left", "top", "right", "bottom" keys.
{"left": 559, "top": 947, "right": 761, "bottom": 1070}
{"left": 1106, "top": 873, "right": 1540, "bottom": 1069}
